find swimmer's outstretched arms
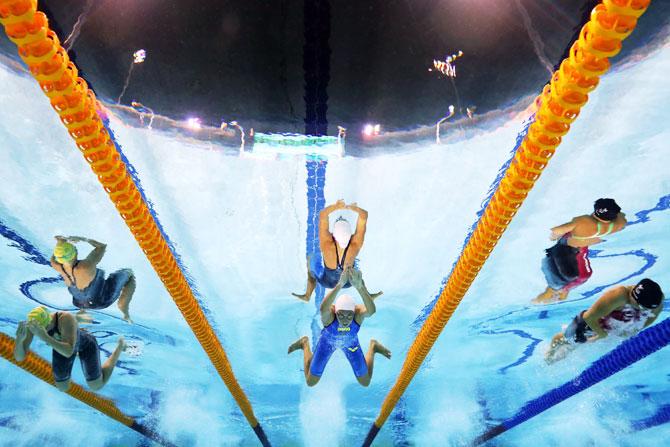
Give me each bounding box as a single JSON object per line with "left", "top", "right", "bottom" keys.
{"left": 545, "top": 279, "right": 663, "bottom": 364}
{"left": 289, "top": 268, "right": 390, "bottom": 387}
{"left": 14, "top": 307, "right": 125, "bottom": 391}
{"left": 51, "top": 235, "right": 136, "bottom": 323}
{"left": 292, "top": 200, "right": 381, "bottom": 302}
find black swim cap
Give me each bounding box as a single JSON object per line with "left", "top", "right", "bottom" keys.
{"left": 593, "top": 198, "right": 621, "bottom": 221}
{"left": 631, "top": 278, "right": 663, "bottom": 309}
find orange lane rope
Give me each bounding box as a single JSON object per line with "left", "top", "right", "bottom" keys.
{"left": 0, "top": 333, "right": 176, "bottom": 446}
{"left": 362, "top": 0, "right": 652, "bottom": 444}
{"left": 0, "top": 1, "right": 268, "bottom": 443}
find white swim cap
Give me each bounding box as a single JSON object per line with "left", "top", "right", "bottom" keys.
{"left": 334, "top": 294, "right": 355, "bottom": 312}
{"left": 332, "top": 217, "right": 352, "bottom": 248}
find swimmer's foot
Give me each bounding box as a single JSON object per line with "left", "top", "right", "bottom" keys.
{"left": 288, "top": 336, "right": 309, "bottom": 354}
{"left": 76, "top": 310, "right": 93, "bottom": 324}
{"left": 291, "top": 292, "right": 310, "bottom": 303}
{"left": 371, "top": 339, "right": 392, "bottom": 359}
{"left": 118, "top": 336, "right": 127, "bottom": 353}
{"left": 370, "top": 291, "right": 384, "bottom": 301}
{"left": 532, "top": 287, "right": 559, "bottom": 304}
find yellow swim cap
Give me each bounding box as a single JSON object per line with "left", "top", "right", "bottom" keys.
{"left": 27, "top": 306, "right": 51, "bottom": 328}
{"left": 54, "top": 241, "right": 77, "bottom": 263}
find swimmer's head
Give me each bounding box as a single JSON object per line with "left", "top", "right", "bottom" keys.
{"left": 332, "top": 217, "right": 352, "bottom": 249}
{"left": 334, "top": 294, "right": 355, "bottom": 326}
{"left": 54, "top": 241, "right": 77, "bottom": 264}
{"left": 593, "top": 198, "right": 621, "bottom": 221}
{"left": 631, "top": 278, "right": 664, "bottom": 310}
{"left": 27, "top": 306, "right": 51, "bottom": 329}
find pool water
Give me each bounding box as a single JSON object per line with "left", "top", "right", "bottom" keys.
{"left": 1, "top": 29, "right": 669, "bottom": 447}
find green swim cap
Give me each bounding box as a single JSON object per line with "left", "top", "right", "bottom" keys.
{"left": 54, "top": 241, "right": 77, "bottom": 263}
{"left": 27, "top": 306, "right": 51, "bottom": 328}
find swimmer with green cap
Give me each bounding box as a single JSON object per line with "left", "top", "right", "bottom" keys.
{"left": 51, "top": 235, "right": 136, "bottom": 323}
{"left": 14, "top": 307, "right": 125, "bottom": 391}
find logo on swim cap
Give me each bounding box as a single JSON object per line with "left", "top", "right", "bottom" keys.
{"left": 632, "top": 278, "right": 663, "bottom": 309}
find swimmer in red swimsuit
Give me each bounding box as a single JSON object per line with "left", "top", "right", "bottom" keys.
{"left": 545, "top": 279, "right": 664, "bottom": 363}
{"left": 533, "top": 198, "right": 626, "bottom": 304}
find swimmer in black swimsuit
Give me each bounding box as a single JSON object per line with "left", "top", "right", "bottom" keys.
{"left": 14, "top": 307, "right": 125, "bottom": 391}
{"left": 50, "top": 236, "right": 136, "bottom": 323}
{"left": 292, "top": 200, "right": 381, "bottom": 302}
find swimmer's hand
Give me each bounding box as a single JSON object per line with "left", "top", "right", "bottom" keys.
{"left": 348, "top": 268, "right": 363, "bottom": 288}
{"left": 16, "top": 321, "right": 28, "bottom": 342}
{"left": 338, "top": 267, "right": 352, "bottom": 286}
{"left": 292, "top": 292, "right": 310, "bottom": 302}
{"left": 27, "top": 320, "right": 48, "bottom": 341}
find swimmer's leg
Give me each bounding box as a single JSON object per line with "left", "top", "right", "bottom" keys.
{"left": 54, "top": 379, "right": 71, "bottom": 392}
{"left": 350, "top": 271, "right": 383, "bottom": 302}
{"left": 288, "top": 336, "right": 320, "bottom": 386}
{"left": 292, "top": 258, "right": 318, "bottom": 302}
{"left": 117, "top": 273, "right": 136, "bottom": 323}
{"left": 356, "top": 339, "right": 391, "bottom": 387}
{"left": 87, "top": 337, "right": 125, "bottom": 391}
{"left": 75, "top": 309, "right": 93, "bottom": 324}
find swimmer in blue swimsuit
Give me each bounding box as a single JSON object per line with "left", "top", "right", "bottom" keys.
{"left": 288, "top": 268, "right": 391, "bottom": 387}
{"left": 14, "top": 307, "right": 125, "bottom": 391}
{"left": 293, "top": 200, "right": 381, "bottom": 302}
{"left": 50, "top": 236, "right": 136, "bottom": 323}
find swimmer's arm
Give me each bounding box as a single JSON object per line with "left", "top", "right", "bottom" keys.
{"left": 319, "top": 201, "right": 345, "bottom": 243}
{"left": 348, "top": 204, "right": 368, "bottom": 246}
{"left": 350, "top": 269, "right": 375, "bottom": 322}
{"left": 30, "top": 314, "right": 76, "bottom": 358}
{"left": 320, "top": 282, "right": 342, "bottom": 326}
{"left": 78, "top": 237, "right": 106, "bottom": 267}
{"left": 643, "top": 306, "right": 663, "bottom": 328}
{"left": 49, "top": 256, "right": 61, "bottom": 270}
{"left": 13, "top": 321, "right": 34, "bottom": 362}
{"left": 615, "top": 212, "right": 627, "bottom": 230}
{"left": 583, "top": 288, "right": 627, "bottom": 340}
{"left": 550, "top": 219, "right": 576, "bottom": 240}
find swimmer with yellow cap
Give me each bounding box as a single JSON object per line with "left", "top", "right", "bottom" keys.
{"left": 288, "top": 267, "right": 391, "bottom": 387}
{"left": 14, "top": 307, "right": 126, "bottom": 391}
{"left": 50, "top": 235, "right": 136, "bottom": 323}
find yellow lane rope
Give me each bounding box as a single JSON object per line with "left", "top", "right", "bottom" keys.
{"left": 363, "top": 0, "right": 652, "bottom": 444}
{"left": 0, "top": 332, "right": 176, "bottom": 446}
{"left": 0, "top": 1, "right": 268, "bottom": 443}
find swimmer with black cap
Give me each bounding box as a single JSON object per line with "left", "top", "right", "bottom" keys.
{"left": 288, "top": 267, "right": 391, "bottom": 387}
{"left": 534, "top": 198, "right": 627, "bottom": 304}
{"left": 545, "top": 278, "right": 664, "bottom": 363}
{"left": 292, "top": 200, "right": 381, "bottom": 302}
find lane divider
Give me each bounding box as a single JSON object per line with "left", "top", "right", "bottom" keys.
{"left": 0, "top": 332, "right": 175, "bottom": 447}
{"left": 0, "top": 2, "right": 269, "bottom": 444}
{"left": 473, "top": 317, "right": 670, "bottom": 445}
{"left": 362, "top": 1, "right": 652, "bottom": 444}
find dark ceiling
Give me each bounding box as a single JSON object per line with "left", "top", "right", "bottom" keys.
{"left": 1, "top": 0, "right": 668, "bottom": 136}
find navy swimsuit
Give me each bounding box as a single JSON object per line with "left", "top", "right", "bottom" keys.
{"left": 310, "top": 237, "right": 352, "bottom": 289}
{"left": 48, "top": 312, "right": 102, "bottom": 383}
{"left": 62, "top": 261, "right": 132, "bottom": 310}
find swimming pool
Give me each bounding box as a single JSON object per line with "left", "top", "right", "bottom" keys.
{"left": 1, "top": 8, "right": 670, "bottom": 447}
